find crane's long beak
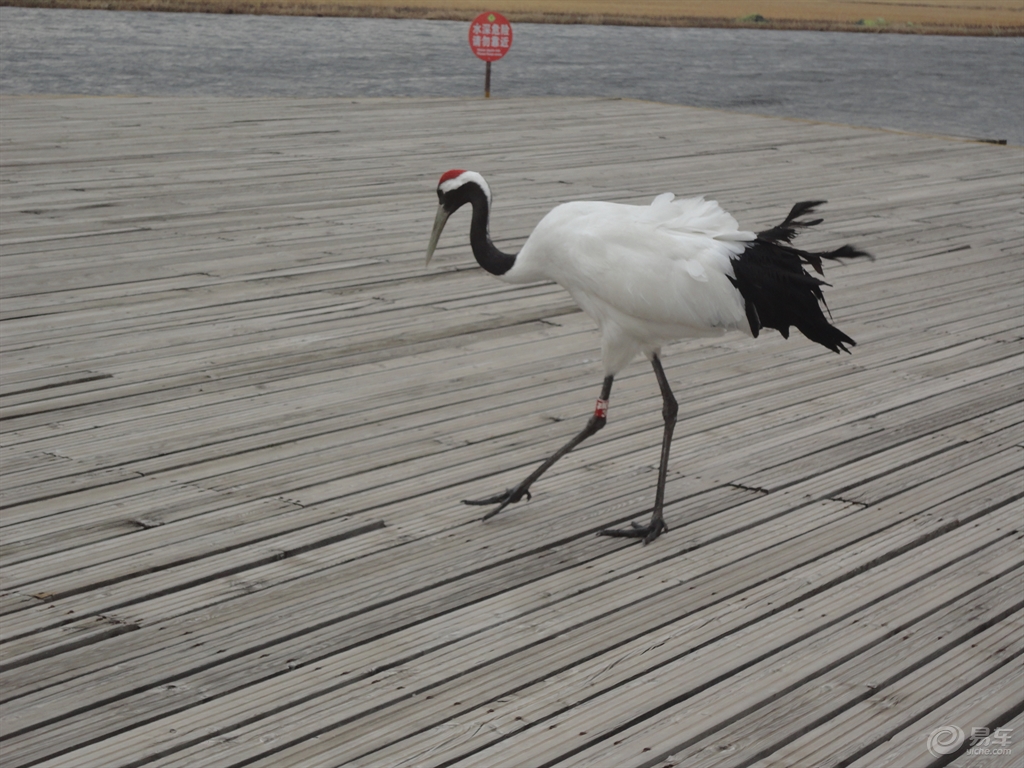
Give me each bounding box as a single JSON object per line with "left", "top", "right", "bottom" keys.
{"left": 426, "top": 205, "right": 451, "bottom": 267}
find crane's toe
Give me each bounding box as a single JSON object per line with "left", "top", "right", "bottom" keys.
{"left": 463, "top": 487, "right": 532, "bottom": 520}
{"left": 600, "top": 517, "right": 668, "bottom": 545}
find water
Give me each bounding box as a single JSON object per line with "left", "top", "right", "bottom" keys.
{"left": 1, "top": 7, "right": 1022, "bottom": 144}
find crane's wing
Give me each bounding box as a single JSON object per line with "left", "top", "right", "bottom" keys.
{"left": 643, "top": 192, "right": 753, "bottom": 242}
{"left": 514, "top": 195, "right": 868, "bottom": 364}
{"left": 523, "top": 196, "right": 753, "bottom": 336}
{"left": 638, "top": 193, "right": 755, "bottom": 280}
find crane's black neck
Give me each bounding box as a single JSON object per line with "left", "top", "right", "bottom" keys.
{"left": 456, "top": 183, "right": 518, "bottom": 276}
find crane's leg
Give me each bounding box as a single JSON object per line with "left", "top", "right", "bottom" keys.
{"left": 464, "top": 376, "right": 614, "bottom": 520}
{"left": 600, "top": 355, "right": 675, "bottom": 544}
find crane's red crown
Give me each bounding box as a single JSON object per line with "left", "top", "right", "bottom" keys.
{"left": 439, "top": 169, "right": 467, "bottom": 185}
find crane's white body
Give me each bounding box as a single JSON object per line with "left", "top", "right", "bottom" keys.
{"left": 501, "top": 193, "right": 757, "bottom": 374}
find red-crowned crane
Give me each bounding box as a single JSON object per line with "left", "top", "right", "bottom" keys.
{"left": 426, "top": 170, "right": 870, "bottom": 544}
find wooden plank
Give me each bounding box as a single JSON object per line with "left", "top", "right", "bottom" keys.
{"left": 946, "top": 709, "right": 1024, "bottom": 768}
{"left": 844, "top": 662, "right": 1024, "bottom": 768}
{"left": 741, "top": 629, "right": 1022, "bottom": 767}
{"left": 167, "top": 508, "right": 1021, "bottom": 768}
{"left": 0, "top": 94, "right": 1021, "bottom": 768}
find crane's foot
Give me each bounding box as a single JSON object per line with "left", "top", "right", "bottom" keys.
{"left": 599, "top": 517, "right": 668, "bottom": 545}
{"left": 463, "top": 487, "right": 531, "bottom": 520}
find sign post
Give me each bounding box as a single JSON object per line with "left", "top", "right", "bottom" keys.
{"left": 468, "top": 11, "right": 513, "bottom": 98}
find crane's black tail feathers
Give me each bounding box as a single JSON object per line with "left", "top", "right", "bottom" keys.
{"left": 730, "top": 201, "right": 872, "bottom": 354}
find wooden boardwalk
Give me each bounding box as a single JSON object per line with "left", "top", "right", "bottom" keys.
{"left": 0, "top": 95, "right": 1021, "bottom": 768}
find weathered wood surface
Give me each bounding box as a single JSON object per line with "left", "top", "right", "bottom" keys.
{"left": 1, "top": 95, "right": 1021, "bottom": 768}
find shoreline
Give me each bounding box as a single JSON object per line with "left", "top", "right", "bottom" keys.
{"left": 3, "top": 0, "right": 1022, "bottom": 35}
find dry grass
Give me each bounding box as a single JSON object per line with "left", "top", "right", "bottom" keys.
{"left": 3, "top": 0, "right": 1022, "bottom": 33}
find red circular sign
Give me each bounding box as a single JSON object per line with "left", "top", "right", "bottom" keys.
{"left": 469, "top": 12, "right": 513, "bottom": 62}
